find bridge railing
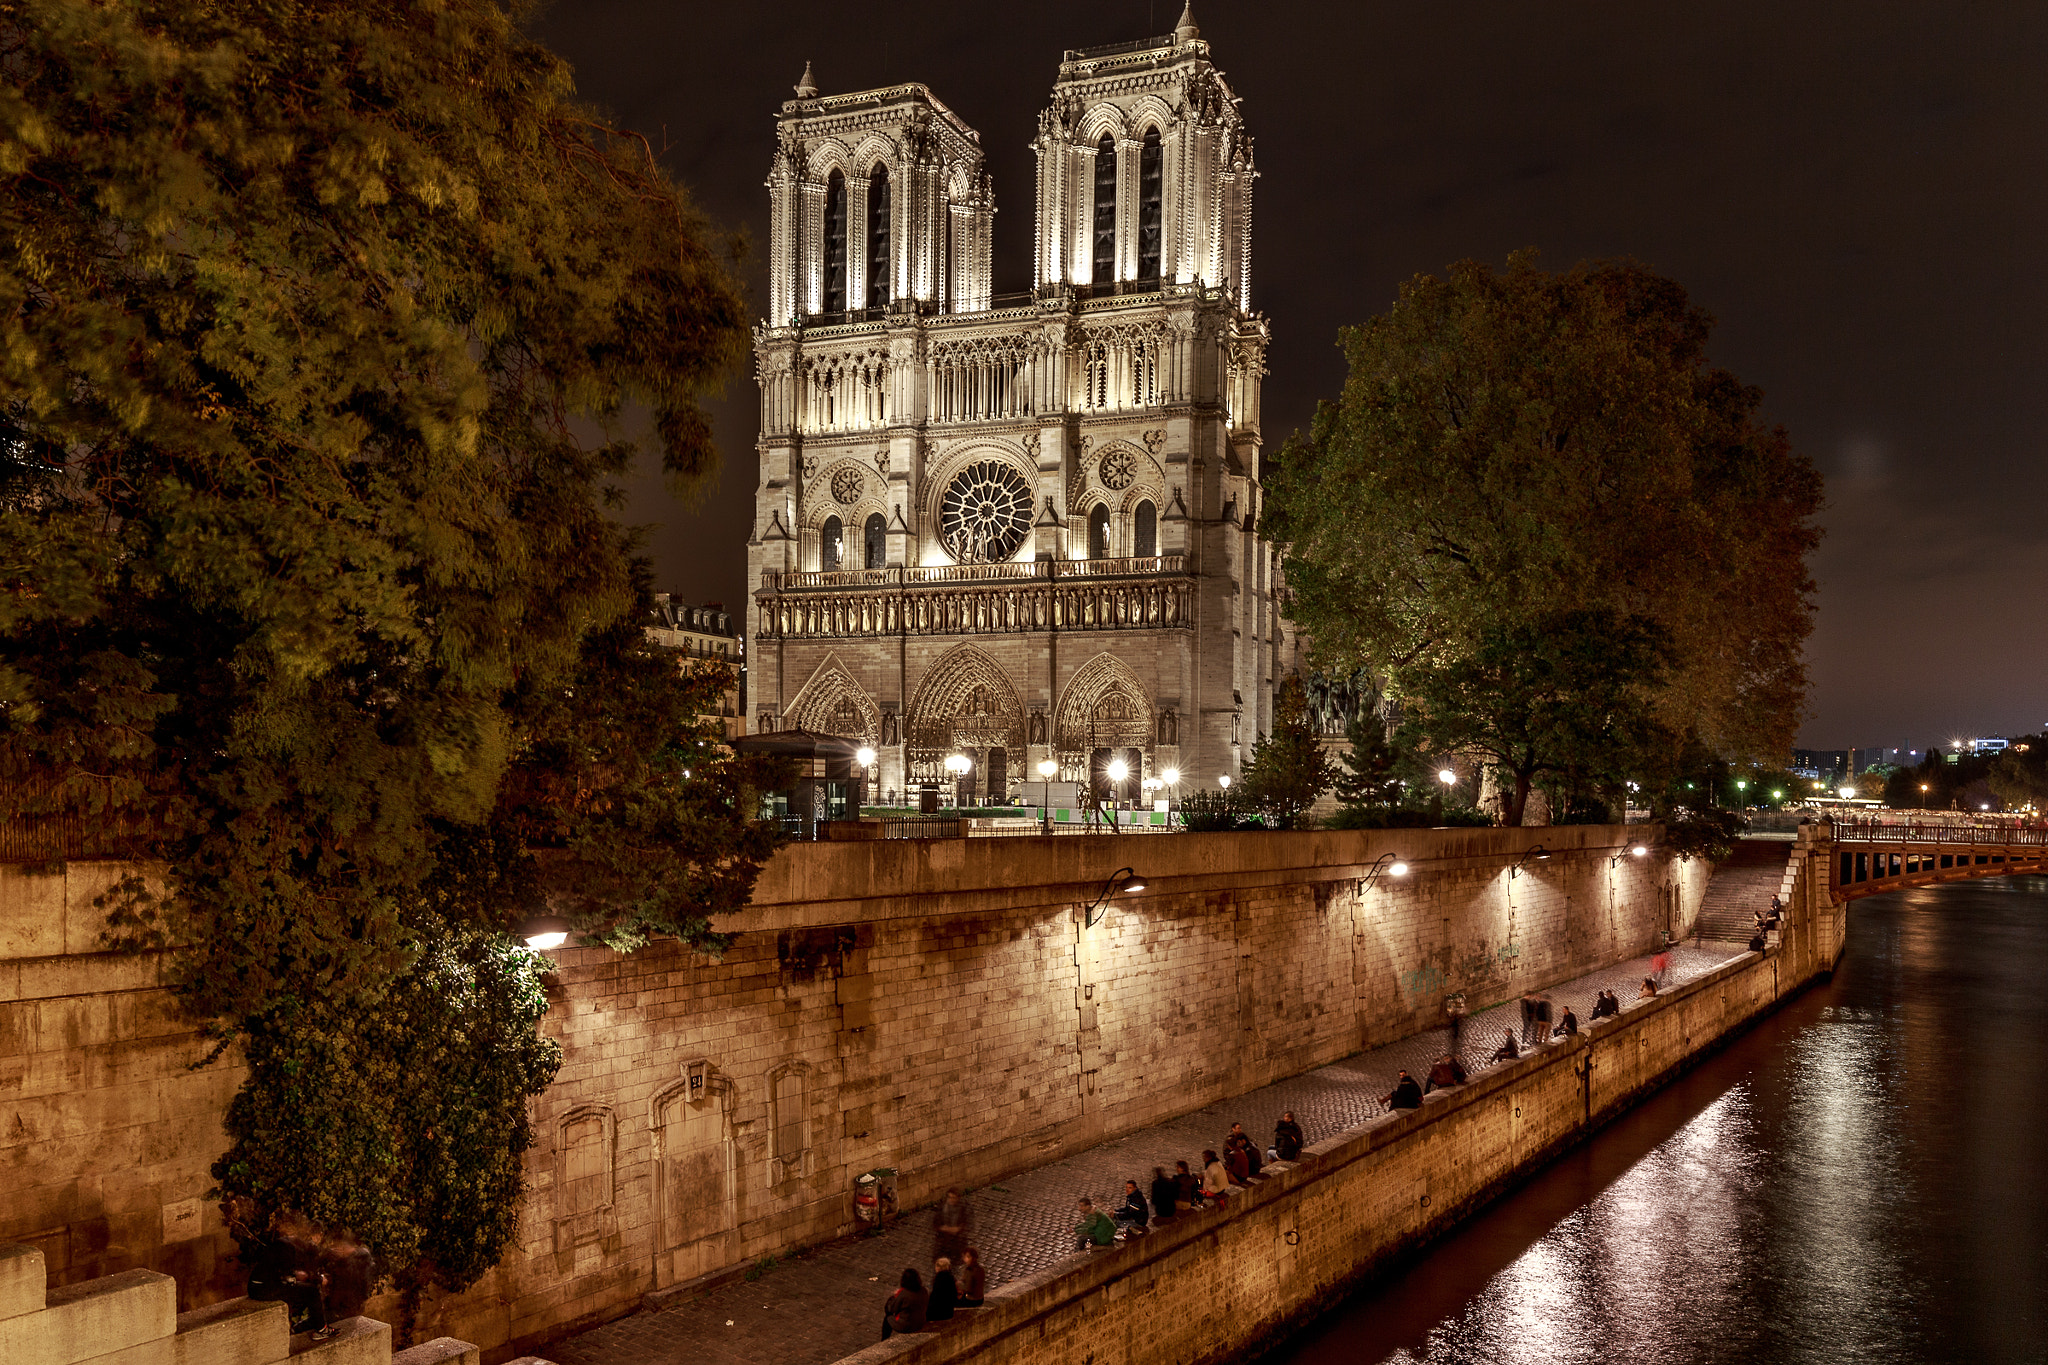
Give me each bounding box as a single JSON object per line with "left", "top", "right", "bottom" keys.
{"left": 1830, "top": 815, "right": 2048, "bottom": 847}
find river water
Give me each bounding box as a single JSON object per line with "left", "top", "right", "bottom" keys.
{"left": 1278, "top": 876, "right": 2048, "bottom": 1365}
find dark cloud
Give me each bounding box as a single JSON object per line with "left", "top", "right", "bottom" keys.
{"left": 534, "top": 0, "right": 2048, "bottom": 749}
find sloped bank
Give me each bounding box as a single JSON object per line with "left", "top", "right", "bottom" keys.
{"left": 835, "top": 913, "right": 1832, "bottom": 1365}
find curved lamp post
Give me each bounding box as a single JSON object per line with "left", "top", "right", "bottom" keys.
{"left": 1082, "top": 866, "right": 1147, "bottom": 929}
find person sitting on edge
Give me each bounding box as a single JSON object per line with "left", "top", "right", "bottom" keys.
{"left": 1424, "top": 1054, "right": 1467, "bottom": 1093}
{"left": 1229, "top": 1122, "right": 1263, "bottom": 1177}
{"left": 1073, "top": 1198, "right": 1116, "bottom": 1251}
{"left": 927, "top": 1258, "right": 958, "bottom": 1322}
{"left": 1115, "top": 1180, "right": 1150, "bottom": 1237}
{"left": 1224, "top": 1137, "right": 1252, "bottom": 1186}
{"left": 1384, "top": 1069, "right": 1424, "bottom": 1111}
{"left": 1150, "top": 1165, "right": 1180, "bottom": 1221}
{"left": 1174, "top": 1159, "right": 1202, "bottom": 1213}
{"left": 955, "top": 1248, "right": 986, "bottom": 1308}
{"left": 1273, "top": 1111, "right": 1306, "bottom": 1162}
{"left": 882, "top": 1268, "right": 929, "bottom": 1340}
{"left": 1493, "top": 1030, "right": 1521, "bottom": 1063}
{"left": 1554, "top": 1004, "right": 1579, "bottom": 1038}
{"left": 1638, "top": 976, "right": 1658, "bottom": 999}
{"left": 1200, "top": 1150, "right": 1231, "bottom": 1206}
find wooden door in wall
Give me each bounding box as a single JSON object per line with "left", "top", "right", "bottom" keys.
{"left": 652, "top": 1083, "right": 737, "bottom": 1287}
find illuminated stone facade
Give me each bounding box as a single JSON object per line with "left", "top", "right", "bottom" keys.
{"left": 748, "top": 9, "right": 1299, "bottom": 802}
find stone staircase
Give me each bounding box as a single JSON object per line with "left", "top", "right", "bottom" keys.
{"left": 1694, "top": 838, "right": 1796, "bottom": 942}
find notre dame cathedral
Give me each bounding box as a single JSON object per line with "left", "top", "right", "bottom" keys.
{"left": 746, "top": 6, "right": 1299, "bottom": 802}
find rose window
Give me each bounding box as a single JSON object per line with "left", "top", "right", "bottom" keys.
{"left": 938, "top": 461, "right": 1033, "bottom": 563}
{"left": 830, "top": 466, "right": 864, "bottom": 504}
{"left": 1098, "top": 448, "right": 1136, "bottom": 490}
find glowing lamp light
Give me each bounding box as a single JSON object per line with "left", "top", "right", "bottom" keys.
{"left": 1107, "top": 758, "right": 1129, "bottom": 782}
{"left": 1162, "top": 767, "right": 1181, "bottom": 785}
{"left": 945, "top": 753, "right": 972, "bottom": 776}
{"left": 1388, "top": 861, "right": 1410, "bottom": 877}
{"left": 1631, "top": 845, "right": 1649, "bottom": 857}
{"left": 1038, "top": 759, "right": 1059, "bottom": 779}
{"left": 1218, "top": 775, "right": 1232, "bottom": 790}
{"left": 521, "top": 915, "right": 572, "bottom": 951}
{"left": 1437, "top": 768, "right": 1457, "bottom": 786}
{"left": 855, "top": 746, "right": 877, "bottom": 768}
{"left": 1838, "top": 785, "right": 1856, "bottom": 800}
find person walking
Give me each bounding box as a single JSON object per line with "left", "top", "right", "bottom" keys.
{"left": 882, "top": 1268, "right": 929, "bottom": 1339}
{"left": 933, "top": 1187, "right": 973, "bottom": 1263}
{"left": 1383, "top": 1069, "right": 1423, "bottom": 1111}
{"left": 1520, "top": 994, "right": 1542, "bottom": 1047}
{"left": 1273, "top": 1111, "right": 1305, "bottom": 1162}
{"left": 927, "top": 1258, "right": 959, "bottom": 1321}
{"left": 1073, "top": 1198, "right": 1116, "bottom": 1251}
{"left": 1149, "top": 1165, "right": 1180, "bottom": 1221}
{"left": 955, "top": 1249, "right": 986, "bottom": 1307}
{"left": 1534, "top": 995, "right": 1554, "bottom": 1044}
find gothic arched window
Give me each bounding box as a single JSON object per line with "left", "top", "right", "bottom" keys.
{"left": 821, "top": 515, "right": 843, "bottom": 571}
{"left": 1134, "top": 500, "right": 1157, "bottom": 558}
{"left": 1088, "top": 504, "right": 1111, "bottom": 559}
{"left": 1092, "top": 134, "right": 1117, "bottom": 286}
{"left": 867, "top": 166, "right": 891, "bottom": 309}
{"left": 823, "top": 170, "right": 847, "bottom": 314}
{"left": 864, "top": 512, "right": 886, "bottom": 569}
{"left": 1138, "top": 128, "right": 1162, "bottom": 283}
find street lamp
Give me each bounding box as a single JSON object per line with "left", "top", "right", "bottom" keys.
{"left": 520, "top": 915, "right": 572, "bottom": 951}
{"left": 1106, "top": 757, "right": 1130, "bottom": 831}
{"left": 1434, "top": 766, "right": 1457, "bottom": 825}
{"left": 1038, "top": 758, "right": 1059, "bottom": 834}
{"left": 856, "top": 746, "right": 877, "bottom": 811}
{"left": 1162, "top": 766, "right": 1181, "bottom": 822}
{"left": 945, "top": 752, "right": 972, "bottom": 810}
{"left": 1838, "top": 785, "right": 1856, "bottom": 801}
{"left": 1081, "top": 866, "right": 1147, "bottom": 929}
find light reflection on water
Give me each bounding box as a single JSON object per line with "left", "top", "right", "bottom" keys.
{"left": 1281, "top": 878, "right": 2048, "bottom": 1365}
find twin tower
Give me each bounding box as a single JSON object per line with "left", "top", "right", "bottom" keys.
{"left": 746, "top": 8, "right": 1297, "bottom": 805}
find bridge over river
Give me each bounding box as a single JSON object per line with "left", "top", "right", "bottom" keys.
{"left": 1825, "top": 813, "right": 2048, "bottom": 900}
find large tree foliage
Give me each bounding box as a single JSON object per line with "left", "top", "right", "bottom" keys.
{"left": 1265, "top": 253, "right": 1823, "bottom": 779}
{"left": 1239, "top": 676, "right": 1338, "bottom": 830}
{"left": 0, "top": 0, "right": 774, "bottom": 1299}
{"left": 1393, "top": 609, "right": 1668, "bottom": 828}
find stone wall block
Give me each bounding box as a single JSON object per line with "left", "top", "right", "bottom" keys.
{"left": 0, "top": 1242, "right": 47, "bottom": 1320}
{"left": 390, "top": 1336, "right": 481, "bottom": 1365}
{"left": 164, "top": 1297, "right": 288, "bottom": 1365}
{"left": 0, "top": 1266, "right": 174, "bottom": 1365}
{"left": 287, "top": 1316, "right": 389, "bottom": 1365}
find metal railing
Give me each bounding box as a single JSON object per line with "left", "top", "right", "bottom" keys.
{"left": 763, "top": 556, "right": 1191, "bottom": 594}
{"left": 1064, "top": 34, "right": 1174, "bottom": 61}
{"left": 1830, "top": 815, "right": 2048, "bottom": 846}
{"left": 879, "top": 816, "right": 961, "bottom": 839}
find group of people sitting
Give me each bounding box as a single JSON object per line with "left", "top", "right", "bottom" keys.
{"left": 880, "top": 1249, "right": 987, "bottom": 1339}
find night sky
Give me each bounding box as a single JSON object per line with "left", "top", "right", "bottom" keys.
{"left": 532, "top": 0, "right": 2047, "bottom": 751}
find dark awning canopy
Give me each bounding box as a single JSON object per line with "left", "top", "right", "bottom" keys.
{"left": 730, "top": 728, "right": 863, "bottom": 780}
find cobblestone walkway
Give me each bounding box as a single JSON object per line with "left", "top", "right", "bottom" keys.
{"left": 550, "top": 942, "right": 1739, "bottom": 1365}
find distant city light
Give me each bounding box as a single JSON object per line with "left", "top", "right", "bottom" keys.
{"left": 1839, "top": 785, "right": 1856, "bottom": 799}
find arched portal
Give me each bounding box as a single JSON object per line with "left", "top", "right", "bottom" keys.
{"left": 906, "top": 645, "right": 1028, "bottom": 797}
{"left": 784, "top": 655, "right": 881, "bottom": 745}
{"left": 1054, "top": 652, "right": 1154, "bottom": 787}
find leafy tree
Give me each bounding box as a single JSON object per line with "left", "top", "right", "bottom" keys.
{"left": 1393, "top": 609, "right": 1670, "bottom": 827}
{"left": 1265, "top": 252, "right": 1823, "bottom": 769}
{"left": 1643, "top": 737, "right": 1744, "bottom": 862}
{"left": 1333, "top": 713, "right": 1405, "bottom": 810}
{"left": 1990, "top": 737, "right": 2048, "bottom": 812}
{"left": 0, "top": 0, "right": 775, "bottom": 1304}
{"left": 1240, "top": 676, "right": 1340, "bottom": 830}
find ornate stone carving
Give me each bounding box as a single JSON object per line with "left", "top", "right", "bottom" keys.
{"left": 938, "top": 460, "right": 1033, "bottom": 563}
{"left": 801, "top": 453, "right": 818, "bottom": 480}
{"left": 784, "top": 655, "right": 882, "bottom": 744}
{"left": 906, "top": 644, "right": 1028, "bottom": 783}
{"left": 875, "top": 448, "right": 890, "bottom": 473}
{"left": 1098, "top": 448, "right": 1136, "bottom": 490}
{"left": 1054, "top": 652, "right": 1153, "bottom": 762}
{"left": 831, "top": 466, "right": 864, "bottom": 504}
{"left": 1142, "top": 430, "right": 1166, "bottom": 454}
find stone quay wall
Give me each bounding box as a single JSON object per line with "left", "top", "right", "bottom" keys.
{"left": 0, "top": 826, "right": 1710, "bottom": 1359}
{"left": 833, "top": 828, "right": 1836, "bottom": 1365}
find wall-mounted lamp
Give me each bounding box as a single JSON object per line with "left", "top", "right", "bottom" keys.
{"left": 521, "top": 915, "right": 572, "bottom": 951}
{"left": 1082, "top": 866, "right": 1147, "bottom": 928}
{"left": 1509, "top": 845, "right": 1553, "bottom": 878}
{"left": 1609, "top": 843, "right": 1651, "bottom": 868}
{"left": 1360, "top": 852, "right": 1411, "bottom": 893}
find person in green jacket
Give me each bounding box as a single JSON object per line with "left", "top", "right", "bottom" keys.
{"left": 1073, "top": 1198, "right": 1116, "bottom": 1251}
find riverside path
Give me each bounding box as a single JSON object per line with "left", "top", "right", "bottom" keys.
{"left": 550, "top": 940, "right": 1742, "bottom": 1365}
